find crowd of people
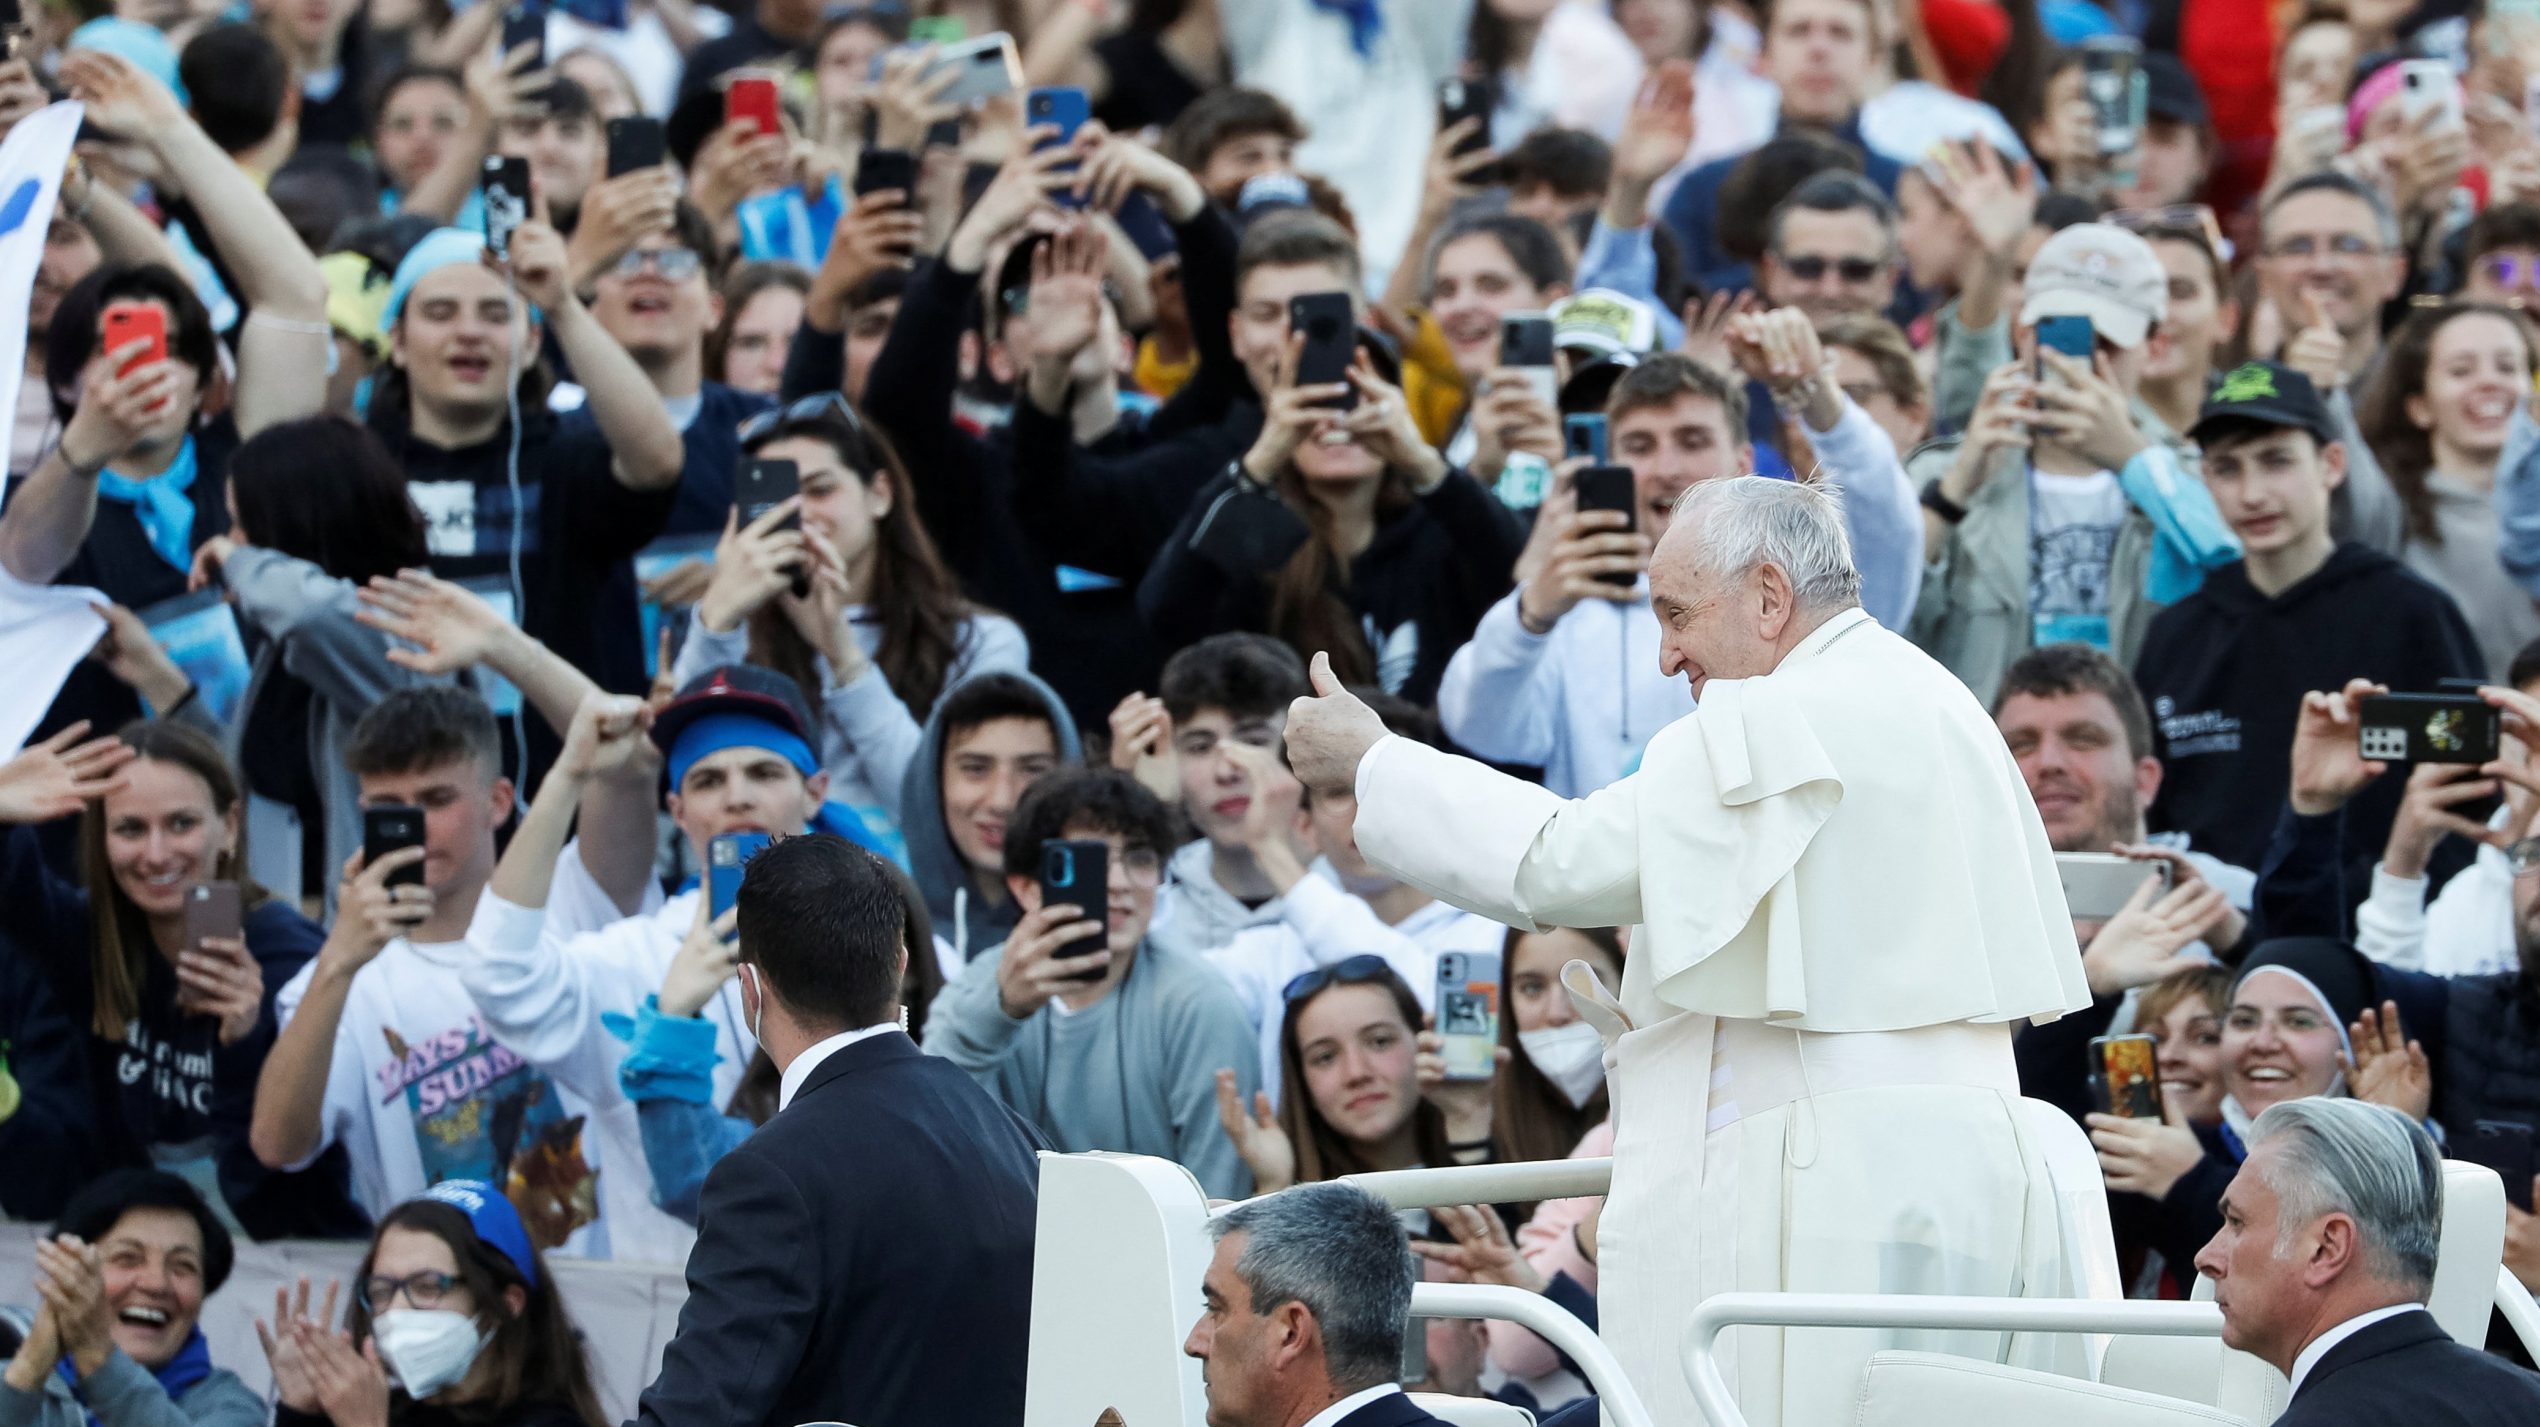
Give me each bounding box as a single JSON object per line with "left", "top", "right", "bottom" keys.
{"left": 0, "top": 0, "right": 2539, "bottom": 1418}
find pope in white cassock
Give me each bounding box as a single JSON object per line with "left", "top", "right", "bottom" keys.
{"left": 1285, "top": 475, "right": 2096, "bottom": 1427}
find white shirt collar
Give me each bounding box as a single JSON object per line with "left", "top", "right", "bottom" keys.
{"left": 2287, "top": 1303, "right": 2425, "bottom": 1395}
{"left": 1298, "top": 1383, "right": 1402, "bottom": 1427}
{"left": 775, "top": 1022, "right": 902, "bottom": 1111}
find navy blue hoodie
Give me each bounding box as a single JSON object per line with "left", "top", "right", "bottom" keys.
{"left": 0, "top": 825, "right": 368, "bottom": 1239}
{"left": 2135, "top": 542, "right": 2482, "bottom": 879}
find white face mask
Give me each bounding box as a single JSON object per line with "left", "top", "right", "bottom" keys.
{"left": 373, "top": 1309, "right": 489, "bottom": 1400}
{"left": 1517, "top": 1020, "right": 1608, "bottom": 1109}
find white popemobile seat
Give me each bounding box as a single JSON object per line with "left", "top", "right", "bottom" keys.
{"left": 1019, "top": 1107, "right": 2539, "bottom": 1427}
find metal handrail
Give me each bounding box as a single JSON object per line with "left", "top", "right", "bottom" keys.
{"left": 1678, "top": 1293, "right": 2227, "bottom": 1427}
{"left": 1206, "top": 1158, "right": 1615, "bottom": 1220}
{"left": 1412, "top": 1282, "right": 1655, "bottom": 1427}
{"left": 2500, "top": 1267, "right": 2540, "bottom": 1360}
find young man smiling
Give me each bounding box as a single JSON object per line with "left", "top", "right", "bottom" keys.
{"left": 2133, "top": 362, "right": 2481, "bottom": 876}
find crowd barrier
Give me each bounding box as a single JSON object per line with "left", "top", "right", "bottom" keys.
{"left": 0, "top": 1227, "right": 691, "bottom": 1423}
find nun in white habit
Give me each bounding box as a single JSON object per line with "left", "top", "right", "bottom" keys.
{"left": 1285, "top": 474, "right": 2098, "bottom": 1427}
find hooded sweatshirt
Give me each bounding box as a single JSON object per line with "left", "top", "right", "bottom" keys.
{"left": 901, "top": 669, "right": 1084, "bottom": 963}
{"left": 2135, "top": 543, "right": 2482, "bottom": 876}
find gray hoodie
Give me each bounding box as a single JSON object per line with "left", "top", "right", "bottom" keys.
{"left": 900, "top": 668, "right": 1082, "bottom": 962}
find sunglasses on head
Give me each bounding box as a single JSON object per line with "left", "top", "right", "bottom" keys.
{"left": 1775, "top": 254, "right": 1886, "bottom": 284}
{"left": 737, "top": 391, "right": 869, "bottom": 446}
{"left": 1282, "top": 953, "right": 1396, "bottom": 1005}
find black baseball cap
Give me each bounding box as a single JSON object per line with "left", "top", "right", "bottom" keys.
{"left": 649, "top": 664, "right": 817, "bottom": 756}
{"left": 2189, "top": 361, "right": 2339, "bottom": 448}
{"left": 2142, "top": 52, "right": 2211, "bottom": 133}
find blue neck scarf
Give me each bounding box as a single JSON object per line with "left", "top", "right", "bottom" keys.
{"left": 1309, "top": 0, "right": 1383, "bottom": 57}
{"left": 96, "top": 436, "right": 200, "bottom": 573}
{"left": 57, "top": 1329, "right": 213, "bottom": 1427}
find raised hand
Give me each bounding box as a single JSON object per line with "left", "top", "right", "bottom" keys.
{"left": 1215, "top": 1067, "right": 1295, "bottom": 1194}
{"left": 0, "top": 723, "right": 135, "bottom": 824}
{"left": 1679, "top": 288, "right": 1760, "bottom": 376}
{"left": 660, "top": 900, "right": 741, "bottom": 1017}
{"left": 358, "top": 570, "right": 512, "bottom": 675}
{"left": 296, "top": 1322, "right": 389, "bottom": 1427}
{"left": 1240, "top": 331, "right": 1352, "bottom": 482}
{"left": 2289, "top": 678, "right": 2392, "bottom": 816}
{"left": 1518, "top": 507, "right": 1646, "bottom": 632}
{"left": 323, "top": 848, "right": 433, "bottom": 972}
{"left": 2086, "top": 1095, "right": 2204, "bottom": 1197}
{"left": 947, "top": 132, "right": 1073, "bottom": 272}
{"left": 1107, "top": 692, "right": 1180, "bottom": 803}
{"left": 2281, "top": 292, "right": 2349, "bottom": 394}
{"left": 2342, "top": 1000, "right": 2433, "bottom": 1121}
{"left": 871, "top": 45, "right": 962, "bottom": 152}
{"left": 2030, "top": 349, "right": 2150, "bottom": 471}
{"left": 1282, "top": 652, "right": 1390, "bottom": 796}
{"left": 555, "top": 692, "right": 655, "bottom": 783}
{"left": 498, "top": 207, "right": 573, "bottom": 313}
{"left": 58, "top": 49, "right": 186, "bottom": 138}
{"left": 59, "top": 337, "right": 184, "bottom": 474}
{"left": 1026, "top": 218, "right": 1110, "bottom": 379}
{"left": 175, "top": 935, "right": 264, "bottom": 1045}
{"left": 1340, "top": 358, "right": 1448, "bottom": 487}
{"left": 2079, "top": 873, "right": 2216, "bottom": 997}
{"left": 32, "top": 1237, "right": 111, "bottom": 1377}
{"left": 256, "top": 1279, "right": 343, "bottom": 1414}
{"left": 1929, "top": 139, "right": 2039, "bottom": 258}
{"left": 1419, "top": 118, "right": 1502, "bottom": 226}
{"left": 695, "top": 500, "right": 808, "bottom": 635}
{"left": 1071, "top": 121, "right": 1206, "bottom": 220}
{"left": 1415, "top": 1024, "right": 1503, "bottom": 1145}
{"left": 1609, "top": 61, "right": 1697, "bottom": 196}
{"left": 1410, "top": 1204, "right": 1549, "bottom": 1293}
{"left": 565, "top": 167, "right": 682, "bottom": 289}
{"left": 2381, "top": 761, "right": 2506, "bottom": 879}
{"left": 995, "top": 902, "right": 1112, "bottom": 1019}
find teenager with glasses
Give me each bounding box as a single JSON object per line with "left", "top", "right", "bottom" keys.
{"left": 673, "top": 394, "right": 1025, "bottom": 842}
{"left": 259, "top": 1180, "right": 604, "bottom": 1427}
{"left": 924, "top": 767, "right": 1262, "bottom": 1198}
{"left": 1217, "top": 959, "right": 1498, "bottom": 1196}
{"left": 581, "top": 202, "right": 780, "bottom": 541}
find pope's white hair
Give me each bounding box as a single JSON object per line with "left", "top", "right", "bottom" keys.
{"left": 1669, "top": 476, "right": 1863, "bottom": 611}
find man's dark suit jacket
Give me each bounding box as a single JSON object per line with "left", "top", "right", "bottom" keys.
{"left": 2275, "top": 1308, "right": 2540, "bottom": 1427}
{"left": 630, "top": 1030, "right": 1046, "bottom": 1427}
{"left": 1330, "top": 1389, "right": 1454, "bottom": 1427}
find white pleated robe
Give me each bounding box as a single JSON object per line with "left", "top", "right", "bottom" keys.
{"left": 1352, "top": 607, "right": 2096, "bottom": 1427}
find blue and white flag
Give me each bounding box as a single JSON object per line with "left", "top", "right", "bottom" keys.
{"left": 0, "top": 100, "right": 83, "bottom": 514}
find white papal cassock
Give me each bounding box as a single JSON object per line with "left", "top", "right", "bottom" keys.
{"left": 1351, "top": 607, "right": 2096, "bottom": 1427}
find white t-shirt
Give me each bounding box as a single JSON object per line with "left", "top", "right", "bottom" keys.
{"left": 271, "top": 843, "right": 645, "bottom": 1258}
{"left": 2028, "top": 466, "right": 2129, "bottom": 648}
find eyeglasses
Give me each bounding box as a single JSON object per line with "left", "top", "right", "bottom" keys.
{"left": 2480, "top": 254, "right": 2540, "bottom": 290}
{"left": 2507, "top": 837, "right": 2540, "bottom": 877}
{"left": 737, "top": 391, "right": 870, "bottom": 446}
{"left": 2265, "top": 233, "right": 2382, "bottom": 260}
{"left": 611, "top": 247, "right": 703, "bottom": 281}
{"left": 360, "top": 1271, "right": 460, "bottom": 1313}
{"left": 2108, "top": 203, "right": 2227, "bottom": 262}
{"left": 1281, "top": 953, "right": 1396, "bottom": 1005}
{"left": 1773, "top": 253, "right": 1888, "bottom": 284}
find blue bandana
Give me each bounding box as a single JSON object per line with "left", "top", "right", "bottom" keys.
{"left": 667, "top": 711, "right": 820, "bottom": 792}
{"left": 96, "top": 436, "right": 199, "bottom": 573}
{"left": 58, "top": 1328, "right": 212, "bottom": 1427}
{"left": 1308, "top": 0, "right": 1383, "bottom": 56}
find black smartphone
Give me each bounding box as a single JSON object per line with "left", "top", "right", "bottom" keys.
{"left": 605, "top": 116, "right": 664, "bottom": 177}
{"left": 1564, "top": 413, "right": 1609, "bottom": 464}
{"left": 2465, "top": 1120, "right": 2536, "bottom": 1212}
{"left": 735, "top": 457, "right": 810, "bottom": 598}
{"left": 184, "top": 881, "right": 243, "bottom": 951}
{"left": 855, "top": 147, "right": 916, "bottom": 199}
{"left": 2358, "top": 692, "right": 2504, "bottom": 765}
{"left": 480, "top": 156, "right": 532, "bottom": 257}
{"left": 1574, "top": 464, "right": 1638, "bottom": 587}
{"left": 363, "top": 805, "right": 427, "bottom": 889}
{"left": 1288, "top": 291, "right": 1358, "bottom": 410}
{"left": 1436, "top": 78, "right": 1505, "bottom": 187}
{"left": 1039, "top": 838, "right": 1110, "bottom": 982}
{"left": 500, "top": 3, "right": 546, "bottom": 74}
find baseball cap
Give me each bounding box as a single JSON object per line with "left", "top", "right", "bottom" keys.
{"left": 417, "top": 1180, "right": 539, "bottom": 1288}
{"left": 2141, "top": 52, "right": 2210, "bottom": 132}
{"left": 2018, "top": 223, "right": 2168, "bottom": 350}
{"left": 1550, "top": 289, "right": 1660, "bottom": 361}
{"left": 2189, "top": 361, "right": 2339, "bottom": 447}
{"left": 651, "top": 664, "right": 823, "bottom": 790}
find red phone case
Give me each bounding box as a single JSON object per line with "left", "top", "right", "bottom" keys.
{"left": 101, "top": 303, "right": 167, "bottom": 375}
{"left": 726, "top": 76, "right": 781, "bottom": 138}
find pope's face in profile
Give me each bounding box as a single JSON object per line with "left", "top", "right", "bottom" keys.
{"left": 1647, "top": 528, "right": 1789, "bottom": 702}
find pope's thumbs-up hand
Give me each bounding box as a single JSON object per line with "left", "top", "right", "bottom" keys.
{"left": 1284, "top": 652, "right": 1389, "bottom": 796}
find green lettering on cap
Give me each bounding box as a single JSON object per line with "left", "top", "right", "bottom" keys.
{"left": 2214, "top": 363, "right": 2279, "bottom": 404}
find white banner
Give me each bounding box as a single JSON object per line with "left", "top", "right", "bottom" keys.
{"left": 0, "top": 99, "right": 82, "bottom": 514}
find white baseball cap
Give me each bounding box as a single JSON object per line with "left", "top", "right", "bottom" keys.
{"left": 2017, "top": 223, "right": 2169, "bottom": 350}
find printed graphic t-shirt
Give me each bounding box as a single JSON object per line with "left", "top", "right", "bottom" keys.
{"left": 2028, "top": 466, "right": 2129, "bottom": 648}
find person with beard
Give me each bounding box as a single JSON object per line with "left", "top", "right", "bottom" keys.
{"left": 2133, "top": 364, "right": 2480, "bottom": 882}
{"left": 1994, "top": 642, "right": 2255, "bottom": 1124}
